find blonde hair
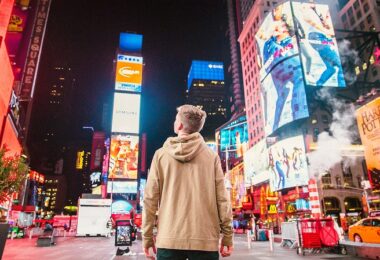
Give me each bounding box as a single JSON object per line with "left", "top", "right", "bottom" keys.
{"left": 176, "top": 105, "right": 207, "bottom": 134}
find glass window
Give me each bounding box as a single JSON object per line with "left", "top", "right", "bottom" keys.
{"left": 350, "top": 16, "right": 356, "bottom": 26}
{"left": 367, "top": 14, "right": 372, "bottom": 24}
{"left": 353, "top": 0, "right": 360, "bottom": 9}
{"left": 347, "top": 7, "right": 353, "bottom": 16}
{"left": 336, "top": 176, "right": 342, "bottom": 188}
{"left": 356, "top": 10, "right": 362, "bottom": 19}
{"left": 342, "top": 14, "right": 347, "bottom": 22}
{"left": 372, "top": 219, "right": 380, "bottom": 227}
{"left": 360, "top": 21, "right": 365, "bottom": 30}
{"left": 362, "top": 219, "right": 372, "bottom": 226}
{"left": 363, "top": 3, "right": 369, "bottom": 13}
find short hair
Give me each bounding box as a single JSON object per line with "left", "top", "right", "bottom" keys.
{"left": 176, "top": 105, "right": 207, "bottom": 134}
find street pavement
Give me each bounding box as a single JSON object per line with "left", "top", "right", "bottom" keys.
{"left": 3, "top": 234, "right": 368, "bottom": 260}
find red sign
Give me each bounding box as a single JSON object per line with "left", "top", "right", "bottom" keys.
{"left": 90, "top": 131, "right": 105, "bottom": 171}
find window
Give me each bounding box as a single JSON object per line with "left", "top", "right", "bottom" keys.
{"left": 360, "top": 21, "right": 365, "bottom": 30}
{"left": 350, "top": 16, "right": 355, "bottom": 26}
{"left": 347, "top": 7, "right": 353, "bottom": 17}
{"left": 353, "top": 0, "right": 360, "bottom": 9}
{"left": 356, "top": 10, "right": 362, "bottom": 19}
{"left": 362, "top": 219, "right": 372, "bottom": 226}
{"left": 363, "top": 3, "right": 369, "bottom": 12}
{"left": 372, "top": 219, "right": 380, "bottom": 227}
{"left": 322, "top": 172, "right": 332, "bottom": 188}
{"left": 336, "top": 176, "right": 342, "bottom": 188}
{"left": 342, "top": 163, "right": 354, "bottom": 187}
{"left": 367, "top": 14, "right": 372, "bottom": 24}
{"left": 341, "top": 14, "right": 347, "bottom": 22}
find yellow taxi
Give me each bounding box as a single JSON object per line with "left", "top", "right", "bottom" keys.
{"left": 348, "top": 217, "right": 380, "bottom": 243}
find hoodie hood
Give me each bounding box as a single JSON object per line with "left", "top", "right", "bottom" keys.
{"left": 163, "top": 132, "right": 206, "bottom": 162}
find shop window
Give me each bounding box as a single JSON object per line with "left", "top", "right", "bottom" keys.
{"left": 344, "top": 197, "right": 362, "bottom": 212}
{"left": 323, "top": 197, "right": 340, "bottom": 211}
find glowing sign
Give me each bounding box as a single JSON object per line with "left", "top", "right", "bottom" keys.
{"left": 115, "top": 54, "right": 143, "bottom": 92}
{"left": 107, "top": 181, "right": 138, "bottom": 194}
{"left": 76, "top": 151, "right": 84, "bottom": 170}
{"left": 111, "top": 93, "right": 140, "bottom": 134}
{"left": 187, "top": 60, "right": 224, "bottom": 89}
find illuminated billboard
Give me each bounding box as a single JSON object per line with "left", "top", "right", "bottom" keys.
{"left": 292, "top": 2, "right": 345, "bottom": 87}
{"left": 108, "top": 134, "right": 139, "bottom": 179}
{"left": 111, "top": 92, "right": 140, "bottom": 134}
{"left": 255, "top": 2, "right": 297, "bottom": 81}
{"left": 218, "top": 115, "right": 248, "bottom": 159}
{"left": 268, "top": 135, "right": 308, "bottom": 191}
{"left": 115, "top": 54, "right": 143, "bottom": 92}
{"left": 261, "top": 67, "right": 309, "bottom": 135}
{"left": 244, "top": 139, "right": 270, "bottom": 187}
{"left": 119, "top": 33, "right": 143, "bottom": 53}
{"left": 356, "top": 98, "right": 380, "bottom": 190}
{"left": 107, "top": 181, "right": 138, "bottom": 194}
{"left": 187, "top": 60, "right": 224, "bottom": 89}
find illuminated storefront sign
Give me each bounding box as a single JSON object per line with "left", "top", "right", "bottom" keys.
{"left": 76, "top": 151, "right": 84, "bottom": 170}
{"left": 356, "top": 97, "right": 380, "bottom": 190}
{"left": 20, "top": 0, "right": 51, "bottom": 99}
{"left": 115, "top": 54, "right": 143, "bottom": 92}
{"left": 111, "top": 92, "right": 140, "bottom": 134}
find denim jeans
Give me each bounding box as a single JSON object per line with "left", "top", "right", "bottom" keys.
{"left": 157, "top": 248, "right": 219, "bottom": 260}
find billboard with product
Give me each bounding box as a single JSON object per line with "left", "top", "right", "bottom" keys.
{"left": 108, "top": 134, "right": 138, "bottom": 179}
{"left": 243, "top": 139, "right": 270, "bottom": 187}
{"left": 111, "top": 92, "right": 140, "bottom": 134}
{"left": 115, "top": 54, "right": 143, "bottom": 92}
{"left": 292, "top": 2, "right": 345, "bottom": 88}
{"left": 107, "top": 181, "right": 138, "bottom": 194}
{"left": 218, "top": 115, "right": 248, "bottom": 159}
{"left": 268, "top": 135, "right": 308, "bottom": 191}
{"left": 356, "top": 98, "right": 380, "bottom": 190}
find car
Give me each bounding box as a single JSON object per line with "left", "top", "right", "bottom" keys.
{"left": 348, "top": 217, "right": 380, "bottom": 243}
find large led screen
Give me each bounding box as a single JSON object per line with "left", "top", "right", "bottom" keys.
{"left": 219, "top": 115, "right": 248, "bottom": 159}
{"left": 244, "top": 139, "right": 270, "bottom": 187}
{"left": 255, "top": 2, "right": 297, "bottom": 81}
{"left": 292, "top": 2, "right": 345, "bottom": 87}
{"left": 115, "top": 54, "right": 143, "bottom": 92}
{"left": 268, "top": 135, "right": 308, "bottom": 191}
{"left": 111, "top": 93, "right": 140, "bottom": 134}
{"left": 261, "top": 63, "right": 309, "bottom": 135}
{"left": 356, "top": 98, "right": 380, "bottom": 190}
{"left": 107, "top": 181, "right": 138, "bottom": 194}
{"left": 187, "top": 60, "right": 224, "bottom": 89}
{"left": 108, "top": 134, "right": 139, "bottom": 179}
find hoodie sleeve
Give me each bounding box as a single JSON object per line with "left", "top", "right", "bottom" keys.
{"left": 142, "top": 151, "right": 160, "bottom": 248}
{"left": 215, "top": 155, "right": 233, "bottom": 247}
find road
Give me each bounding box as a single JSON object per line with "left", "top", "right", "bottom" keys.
{"left": 3, "top": 234, "right": 367, "bottom": 259}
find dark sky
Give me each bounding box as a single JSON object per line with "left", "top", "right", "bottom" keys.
{"left": 39, "top": 0, "right": 228, "bottom": 164}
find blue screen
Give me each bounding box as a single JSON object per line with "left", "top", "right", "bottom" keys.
{"left": 219, "top": 115, "right": 248, "bottom": 158}
{"left": 187, "top": 60, "right": 224, "bottom": 89}
{"left": 119, "top": 33, "right": 143, "bottom": 53}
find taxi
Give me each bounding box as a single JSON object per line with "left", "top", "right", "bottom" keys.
{"left": 348, "top": 217, "right": 380, "bottom": 243}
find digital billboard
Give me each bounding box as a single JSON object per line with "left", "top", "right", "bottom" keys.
{"left": 244, "top": 139, "right": 270, "bottom": 187}
{"left": 90, "top": 132, "right": 105, "bottom": 171}
{"left": 292, "top": 2, "right": 345, "bottom": 88}
{"left": 119, "top": 33, "right": 143, "bottom": 53}
{"left": 268, "top": 135, "right": 308, "bottom": 191}
{"left": 218, "top": 115, "right": 248, "bottom": 159}
{"left": 115, "top": 54, "right": 143, "bottom": 92}
{"left": 108, "top": 134, "right": 139, "bottom": 179}
{"left": 187, "top": 60, "right": 224, "bottom": 89}
{"left": 111, "top": 92, "right": 140, "bottom": 134}
{"left": 261, "top": 67, "right": 309, "bottom": 135}
{"left": 5, "top": 5, "right": 29, "bottom": 60}
{"left": 356, "top": 98, "right": 380, "bottom": 190}
{"left": 107, "top": 181, "right": 138, "bottom": 194}
{"left": 255, "top": 1, "right": 297, "bottom": 81}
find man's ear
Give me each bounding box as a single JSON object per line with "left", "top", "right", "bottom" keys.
{"left": 178, "top": 122, "right": 184, "bottom": 130}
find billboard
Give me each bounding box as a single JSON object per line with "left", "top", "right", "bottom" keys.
{"left": 90, "top": 132, "right": 105, "bottom": 171}
{"left": 108, "top": 134, "right": 139, "bottom": 179}
{"left": 111, "top": 92, "right": 140, "bottom": 134}
{"left": 244, "top": 139, "right": 270, "bottom": 187}
{"left": 218, "top": 115, "right": 248, "bottom": 159}
{"left": 107, "top": 181, "right": 138, "bottom": 194}
{"left": 5, "top": 5, "right": 29, "bottom": 60}
{"left": 115, "top": 54, "right": 143, "bottom": 92}
{"left": 292, "top": 2, "right": 345, "bottom": 87}
{"left": 356, "top": 98, "right": 380, "bottom": 190}
{"left": 261, "top": 67, "right": 309, "bottom": 135}
{"left": 119, "top": 33, "right": 143, "bottom": 53}
{"left": 268, "top": 135, "right": 308, "bottom": 191}
{"left": 187, "top": 60, "right": 224, "bottom": 89}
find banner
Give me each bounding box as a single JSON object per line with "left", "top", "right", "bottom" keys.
{"left": 356, "top": 98, "right": 380, "bottom": 190}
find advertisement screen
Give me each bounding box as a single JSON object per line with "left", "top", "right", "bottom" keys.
{"left": 111, "top": 93, "right": 140, "bottom": 134}
{"left": 292, "top": 2, "right": 345, "bottom": 87}
{"left": 244, "top": 139, "right": 270, "bottom": 187}
{"left": 90, "top": 172, "right": 101, "bottom": 188}
{"left": 255, "top": 2, "right": 297, "bottom": 81}
{"left": 219, "top": 115, "right": 248, "bottom": 159}
{"left": 90, "top": 132, "right": 105, "bottom": 171}
{"left": 108, "top": 134, "right": 139, "bottom": 179}
{"left": 261, "top": 65, "right": 309, "bottom": 135}
{"left": 115, "top": 54, "right": 143, "bottom": 92}
{"left": 227, "top": 163, "right": 245, "bottom": 208}
{"left": 5, "top": 5, "right": 29, "bottom": 60}
{"left": 107, "top": 181, "right": 138, "bottom": 194}
{"left": 356, "top": 98, "right": 380, "bottom": 190}
{"left": 268, "top": 135, "right": 308, "bottom": 191}
{"left": 187, "top": 60, "right": 224, "bottom": 89}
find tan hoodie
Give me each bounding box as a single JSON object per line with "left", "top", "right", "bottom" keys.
{"left": 142, "top": 132, "right": 233, "bottom": 251}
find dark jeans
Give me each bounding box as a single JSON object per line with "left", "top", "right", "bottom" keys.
{"left": 157, "top": 248, "right": 219, "bottom": 260}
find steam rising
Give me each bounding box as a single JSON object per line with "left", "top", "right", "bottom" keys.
{"left": 308, "top": 88, "right": 359, "bottom": 179}
{"left": 338, "top": 39, "right": 360, "bottom": 85}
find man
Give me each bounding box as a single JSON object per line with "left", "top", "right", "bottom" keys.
{"left": 143, "top": 105, "right": 233, "bottom": 260}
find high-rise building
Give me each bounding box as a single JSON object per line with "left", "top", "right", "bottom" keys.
{"left": 338, "top": 0, "right": 380, "bottom": 83}
{"left": 239, "top": 0, "right": 255, "bottom": 25}
{"left": 186, "top": 60, "right": 228, "bottom": 141}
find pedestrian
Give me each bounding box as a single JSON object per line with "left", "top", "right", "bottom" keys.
{"left": 143, "top": 105, "right": 233, "bottom": 260}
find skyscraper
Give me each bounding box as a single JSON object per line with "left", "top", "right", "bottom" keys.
{"left": 186, "top": 60, "right": 228, "bottom": 141}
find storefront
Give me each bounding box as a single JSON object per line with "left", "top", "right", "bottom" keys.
{"left": 282, "top": 186, "right": 311, "bottom": 221}
{"left": 344, "top": 197, "right": 363, "bottom": 226}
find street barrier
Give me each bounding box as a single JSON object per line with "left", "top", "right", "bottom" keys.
{"left": 280, "top": 222, "right": 299, "bottom": 249}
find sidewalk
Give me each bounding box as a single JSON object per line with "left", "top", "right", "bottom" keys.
{"left": 2, "top": 234, "right": 367, "bottom": 259}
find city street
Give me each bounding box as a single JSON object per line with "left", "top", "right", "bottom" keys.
{"left": 3, "top": 234, "right": 366, "bottom": 260}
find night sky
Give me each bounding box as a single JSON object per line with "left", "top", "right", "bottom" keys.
{"left": 38, "top": 0, "right": 228, "bottom": 164}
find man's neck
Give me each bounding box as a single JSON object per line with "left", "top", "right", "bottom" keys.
{"left": 177, "top": 131, "right": 190, "bottom": 138}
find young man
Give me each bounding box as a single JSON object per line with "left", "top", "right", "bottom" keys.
{"left": 143, "top": 105, "right": 233, "bottom": 260}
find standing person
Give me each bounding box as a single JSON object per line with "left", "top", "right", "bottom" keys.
{"left": 143, "top": 105, "right": 233, "bottom": 260}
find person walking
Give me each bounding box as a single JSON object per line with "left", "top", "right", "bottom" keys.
{"left": 142, "top": 105, "right": 233, "bottom": 259}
